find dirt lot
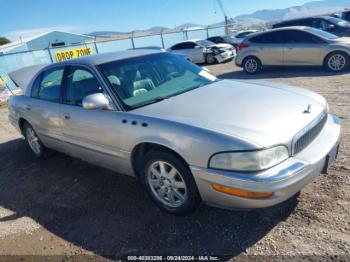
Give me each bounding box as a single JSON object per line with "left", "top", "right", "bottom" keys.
{"left": 0, "top": 61, "right": 349, "bottom": 261}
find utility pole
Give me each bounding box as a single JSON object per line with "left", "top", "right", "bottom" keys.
{"left": 216, "top": 0, "right": 229, "bottom": 35}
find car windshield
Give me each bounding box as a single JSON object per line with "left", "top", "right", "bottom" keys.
{"left": 196, "top": 40, "right": 215, "bottom": 47}
{"left": 306, "top": 27, "right": 339, "bottom": 40}
{"left": 327, "top": 17, "right": 350, "bottom": 27}
{"left": 99, "top": 53, "right": 218, "bottom": 110}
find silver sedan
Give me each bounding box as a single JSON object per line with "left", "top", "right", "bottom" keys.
{"left": 8, "top": 50, "right": 340, "bottom": 214}
{"left": 235, "top": 26, "right": 350, "bottom": 74}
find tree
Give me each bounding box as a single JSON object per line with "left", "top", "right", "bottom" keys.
{"left": 0, "top": 37, "right": 10, "bottom": 46}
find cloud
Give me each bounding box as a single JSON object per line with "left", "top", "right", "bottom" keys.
{"left": 4, "top": 26, "right": 86, "bottom": 41}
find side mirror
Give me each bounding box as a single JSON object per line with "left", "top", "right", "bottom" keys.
{"left": 82, "top": 93, "right": 110, "bottom": 110}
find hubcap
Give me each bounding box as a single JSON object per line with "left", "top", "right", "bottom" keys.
{"left": 147, "top": 161, "right": 187, "bottom": 208}
{"left": 328, "top": 54, "right": 346, "bottom": 71}
{"left": 245, "top": 59, "right": 258, "bottom": 73}
{"left": 26, "top": 127, "right": 41, "bottom": 155}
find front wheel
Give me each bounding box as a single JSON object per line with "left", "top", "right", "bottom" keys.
{"left": 23, "top": 122, "right": 45, "bottom": 158}
{"left": 243, "top": 56, "right": 262, "bottom": 74}
{"left": 206, "top": 54, "right": 217, "bottom": 65}
{"left": 325, "top": 52, "right": 349, "bottom": 72}
{"left": 141, "top": 150, "right": 201, "bottom": 215}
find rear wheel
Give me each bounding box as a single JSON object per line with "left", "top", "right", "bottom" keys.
{"left": 325, "top": 52, "right": 349, "bottom": 72}
{"left": 23, "top": 122, "right": 45, "bottom": 158}
{"left": 141, "top": 150, "right": 201, "bottom": 215}
{"left": 243, "top": 56, "right": 262, "bottom": 74}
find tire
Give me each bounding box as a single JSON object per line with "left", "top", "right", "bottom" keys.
{"left": 23, "top": 122, "right": 45, "bottom": 158}
{"left": 324, "top": 51, "right": 349, "bottom": 72}
{"left": 206, "top": 54, "right": 217, "bottom": 65}
{"left": 141, "top": 150, "right": 201, "bottom": 215}
{"left": 243, "top": 56, "right": 262, "bottom": 74}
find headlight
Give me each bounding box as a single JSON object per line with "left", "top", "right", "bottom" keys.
{"left": 209, "top": 146, "right": 289, "bottom": 172}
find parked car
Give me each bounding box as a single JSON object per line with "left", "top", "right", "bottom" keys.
{"left": 168, "top": 39, "right": 235, "bottom": 64}
{"left": 236, "top": 26, "right": 350, "bottom": 74}
{"left": 232, "top": 30, "right": 259, "bottom": 44}
{"left": 207, "top": 35, "right": 236, "bottom": 45}
{"left": 208, "top": 31, "right": 259, "bottom": 50}
{"left": 272, "top": 16, "right": 350, "bottom": 37}
{"left": 8, "top": 50, "right": 340, "bottom": 214}
{"left": 332, "top": 9, "right": 350, "bottom": 22}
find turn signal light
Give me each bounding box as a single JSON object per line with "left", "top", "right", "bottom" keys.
{"left": 212, "top": 184, "right": 274, "bottom": 199}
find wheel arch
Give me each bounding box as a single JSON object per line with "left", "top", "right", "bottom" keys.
{"left": 18, "top": 117, "right": 30, "bottom": 136}
{"left": 131, "top": 142, "right": 190, "bottom": 178}
{"left": 243, "top": 55, "right": 262, "bottom": 65}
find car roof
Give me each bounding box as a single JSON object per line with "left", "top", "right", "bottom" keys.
{"left": 245, "top": 26, "right": 313, "bottom": 38}
{"left": 274, "top": 15, "right": 334, "bottom": 25}
{"left": 49, "top": 49, "right": 163, "bottom": 68}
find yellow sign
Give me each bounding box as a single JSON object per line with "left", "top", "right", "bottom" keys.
{"left": 0, "top": 75, "right": 9, "bottom": 86}
{"left": 55, "top": 47, "right": 93, "bottom": 62}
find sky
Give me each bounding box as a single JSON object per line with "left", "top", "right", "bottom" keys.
{"left": 1, "top": 0, "right": 313, "bottom": 40}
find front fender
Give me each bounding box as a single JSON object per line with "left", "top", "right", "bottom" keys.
{"left": 119, "top": 113, "right": 259, "bottom": 168}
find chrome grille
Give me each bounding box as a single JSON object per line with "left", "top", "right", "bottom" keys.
{"left": 293, "top": 113, "right": 327, "bottom": 155}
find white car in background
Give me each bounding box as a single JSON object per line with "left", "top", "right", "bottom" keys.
{"left": 168, "top": 39, "right": 235, "bottom": 64}
{"left": 231, "top": 30, "right": 259, "bottom": 45}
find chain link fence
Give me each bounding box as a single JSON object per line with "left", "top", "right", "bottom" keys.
{"left": 0, "top": 23, "right": 265, "bottom": 93}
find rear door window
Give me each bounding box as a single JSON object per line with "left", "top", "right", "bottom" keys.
{"left": 284, "top": 30, "right": 326, "bottom": 44}
{"left": 32, "top": 68, "right": 64, "bottom": 102}
{"left": 250, "top": 31, "right": 285, "bottom": 44}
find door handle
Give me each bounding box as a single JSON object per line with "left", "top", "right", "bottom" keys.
{"left": 63, "top": 113, "right": 71, "bottom": 120}
{"left": 26, "top": 105, "right": 31, "bottom": 111}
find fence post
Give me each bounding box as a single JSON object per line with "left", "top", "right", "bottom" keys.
{"left": 206, "top": 26, "right": 209, "bottom": 38}
{"left": 94, "top": 36, "right": 99, "bottom": 54}
{"left": 131, "top": 32, "right": 135, "bottom": 48}
{"left": 160, "top": 30, "right": 165, "bottom": 48}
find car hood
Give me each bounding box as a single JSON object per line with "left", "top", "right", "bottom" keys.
{"left": 209, "top": 43, "right": 233, "bottom": 49}
{"left": 133, "top": 80, "right": 326, "bottom": 148}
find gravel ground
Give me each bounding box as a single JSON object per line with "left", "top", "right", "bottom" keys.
{"left": 0, "top": 61, "right": 349, "bottom": 261}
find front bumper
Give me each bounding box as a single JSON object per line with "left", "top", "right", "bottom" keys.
{"left": 190, "top": 114, "right": 341, "bottom": 210}
{"left": 215, "top": 50, "right": 236, "bottom": 63}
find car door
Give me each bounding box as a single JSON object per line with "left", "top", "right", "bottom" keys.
{"left": 283, "top": 30, "right": 325, "bottom": 66}
{"left": 171, "top": 42, "right": 204, "bottom": 63}
{"left": 27, "top": 66, "right": 66, "bottom": 152}
{"left": 60, "top": 65, "right": 131, "bottom": 174}
{"left": 248, "top": 31, "right": 285, "bottom": 65}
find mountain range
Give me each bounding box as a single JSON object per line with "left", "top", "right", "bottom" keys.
{"left": 235, "top": 0, "right": 349, "bottom": 21}
{"left": 88, "top": 0, "right": 350, "bottom": 36}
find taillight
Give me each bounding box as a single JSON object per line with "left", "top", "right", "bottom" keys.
{"left": 238, "top": 43, "right": 249, "bottom": 51}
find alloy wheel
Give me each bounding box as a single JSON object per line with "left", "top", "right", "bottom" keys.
{"left": 328, "top": 54, "right": 346, "bottom": 71}
{"left": 147, "top": 161, "right": 187, "bottom": 208}
{"left": 26, "top": 127, "right": 42, "bottom": 155}
{"left": 245, "top": 58, "right": 258, "bottom": 73}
